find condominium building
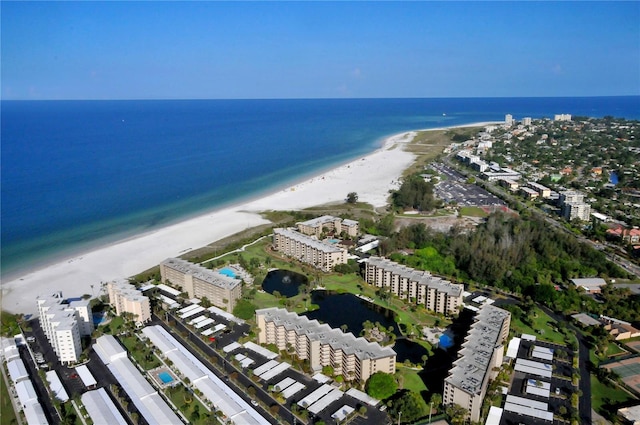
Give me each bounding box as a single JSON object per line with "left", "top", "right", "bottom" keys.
{"left": 159, "top": 258, "right": 242, "bottom": 311}
{"left": 522, "top": 117, "right": 532, "bottom": 126}
{"left": 505, "top": 114, "right": 514, "bottom": 126}
{"left": 443, "top": 305, "right": 511, "bottom": 423}
{"left": 273, "top": 228, "right": 348, "bottom": 272}
{"left": 256, "top": 307, "right": 396, "bottom": 382}
{"left": 559, "top": 190, "right": 584, "bottom": 205}
{"left": 297, "top": 215, "right": 359, "bottom": 238}
{"left": 107, "top": 280, "right": 151, "bottom": 324}
{"left": 36, "top": 293, "right": 94, "bottom": 364}
{"left": 554, "top": 114, "right": 572, "bottom": 122}
{"left": 364, "top": 257, "right": 463, "bottom": 315}
{"left": 561, "top": 202, "right": 591, "bottom": 221}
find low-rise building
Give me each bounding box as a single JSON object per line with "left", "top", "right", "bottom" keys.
{"left": 364, "top": 257, "right": 463, "bottom": 315}
{"left": 160, "top": 258, "right": 242, "bottom": 311}
{"left": 443, "top": 305, "right": 511, "bottom": 423}
{"left": 273, "top": 228, "right": 348, "bottom": 272}
{"left": 526, "top": 181, "right": 551, "bottom": 198}
{"left": 570, "top": 277, "right": 606, "bottom": 294}
{"left": 256, "top": 307, "right": 396, "bottom": 382}
{"left": 36, "top": 293, "right": 94, "bottom": 364}
{"left": 107, "top": 280, "right": 151, "bottom": 325}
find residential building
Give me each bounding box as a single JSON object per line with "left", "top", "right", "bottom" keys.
{"left": 160, "top": 258, "right": 242, "bottom": 311}
{"left": 443, "top": 305, "right": 511, "bottom": 423}
{"left": 520, "top": 187, "right": 539, "bottom": 200}
{"left": 36, "top": 293, "right": 94, "bottom": 364}
{"left": 522, "top": 117, "right": 532, "bottom": 126}
{"left": 526, "top": 182, "right": 551, "bottom": 198}
{"left": 297, "top": 215, "right": 359, "bottom": 238}
{"left": 499, "top": 178, "right": 519, "bottom": 191}
{"left": 364, "top": 257, "right": 463, "bottom": 315}
{"left": 481, "top": 168, "right": 521, "bottom": 182}
{"left": 559, "top": 190, "right": 584, "bottom": 205}
{"left": 107, "top": 280, "right": 151, "bottom": 324}
{"left": 272, "top": 228, "right": 347, "bottom": 272}
{"left": 554, "top": 114, "right": 572, "bottom": 122}
{"left": 570, "top": 278, "right": 605, "bottom": 294}
{"left": 505, "top": 114, "right": 514, "bottom": 126}
{"left": 256, "top": 307, "right": 396, "bottom": 382}
{"left": 561, "top": 202, "right": 591, "bottom": 221}
{"left": 607, "top": 226, "right": 640, "bottom": 244}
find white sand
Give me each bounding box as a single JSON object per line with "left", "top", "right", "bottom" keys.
{"left": 1, "top": 123, "right": 496, "bottom": 316}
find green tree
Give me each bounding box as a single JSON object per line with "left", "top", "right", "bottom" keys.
{"left": 346, "top": 192, "right": 359, "bottom": 204}
{"left": 388, "top": 390, "right": 428, "bottom": 423}
{"left": 365, "top": 372, "right": 398, "bottom": 400}
{"left": 446, "top": 403, "right": 468, "bottom": 425}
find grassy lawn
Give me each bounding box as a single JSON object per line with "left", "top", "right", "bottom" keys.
{"left": 396, "top": 366, "right": 428, "bottom": 394}
{"left": 606, "top": 341, "right": 627, "bottom": 357}
{"left": 590, "top": 374, "right": 636, "bottom": 416}
{"left": 119, "top": 335, "right": 161, "bottom": 370}
{"left": 1, "top": 374, "right": 17, "bottom": 425}
{"left": 509, "top": 307, "right": 567, "bottom": 344}
{"left": 459, "top": 206, "right": 488, "bottom": 217}
{"left": 165, "top": 384, "right": 213, "bottom": 425}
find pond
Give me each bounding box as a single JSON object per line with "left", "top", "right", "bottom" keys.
{"left": 261, "top": 269, "right": 309, "bottom": 298}
{"left": 302, "top": 290, "right": 432, "bottom": 364}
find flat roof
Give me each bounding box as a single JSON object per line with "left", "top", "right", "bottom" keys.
{"left": 259, "top": 362, "right": 291, "bottom": 381}
{"left": 155, "top": 283, "right": 181, "bottom": 297}
{"left": 297, "top": 215, "right": 340, "bottom": 227}
{"left": 308, "top": 387, "right": 344, "bottom": 414}
{"left": 298, "top": 384, "right": 333, "bottom": 408}
{"left": 75, "top": 365, "right": 97, "bottom": 387}
{"left": 256, "top": 307, "right": 396, "bottom": 361}
{"left": 161, "top": 258, "right": 241, "bottom": 290}
{"left": 274, "top": 377, "right": 296, "bottom": 392}
{"left": 81, "top": 388, "right": 128, "bottom": 425}
{"left": 223, "top": 342, "right": 242, "bottom": 353}
{"left": 7, "top": 358, "right": 29, "bottom": 383}
{"left": 23, "top": 402, "right": 48, "bottom": 425}
{"left": 506, "top": 337, "right": 521, "bottom": 359}
{"left": 532, "top": 346, "right": 554, "bottom": 361}
{"left": 345, "top": 388, "right": 380, "bottom": 406}
{"left": 45, "top": 370, "right": 69, "bottom": 402}
{"left": 367, "top": 257, "right": 463, "bottom": 296}
{"left": 485, "top": 406, "right": 503, "bottom": 425}
{"left": 332, "top": 405, "right": 355, "bottom": 422}
{"left": 445, "top": 305, "right": 510, "bottom": 395}
{"left": 282, "top": 382, "right": 306, "bottom": 399}
{"left": 244, "top": 341, "right": 278, "bottom": 360}
{"left": 571, "top": 313, "right": 601, "bottom": 327}
{"left": 274, "top": 228, "right": 345, "bottom": 254}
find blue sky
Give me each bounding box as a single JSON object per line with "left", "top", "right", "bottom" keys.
{"left": 2, "top": 1, "right": 639, "bottom": 99}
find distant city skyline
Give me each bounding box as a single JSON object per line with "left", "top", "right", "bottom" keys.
{"left": 2, "top": 1, "right": 639, "bottom": 100}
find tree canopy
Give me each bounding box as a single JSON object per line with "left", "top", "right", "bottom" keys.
{"left": 365, "top": 372, "right": 397, "bottom": 400}
{"left": 388, "top": 390, "right": 428, "bottom": 423}
{"left": 392, "top": 174, "right": 438, "bottom": 212}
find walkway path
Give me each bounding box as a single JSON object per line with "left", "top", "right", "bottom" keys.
{"left": 200, "top": 235, "right": 270, "bottom": 265}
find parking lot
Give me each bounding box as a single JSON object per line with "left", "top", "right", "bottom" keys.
{"left": 430, "top": 162, "right": 505, "bottom": 207}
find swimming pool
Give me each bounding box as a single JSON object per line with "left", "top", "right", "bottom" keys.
{"left": 328, "top": 239, "right": 340, "bottom": 244}
{"left": 219, "top": 267, "right": 236, "bottom": 278}
{"left": 158, "top": 371, "right": 174, "bottom": 384}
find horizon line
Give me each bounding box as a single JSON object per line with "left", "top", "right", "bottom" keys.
{"left": 3, "top": 94, "right": 640, "bottom": 102}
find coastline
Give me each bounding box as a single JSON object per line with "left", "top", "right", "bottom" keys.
{"left": 1, "top": 122, "right": 494, "bottom": 317}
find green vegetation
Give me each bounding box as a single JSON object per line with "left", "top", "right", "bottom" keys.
{"left": 365, "top": 372, "right": 398, "bottom": 400}
{"left": 119, "top": 335, "right": 160, "bottom": 370}
{"left": 590, "top": 375, "right": 635, "bottom": 417}
{"left": 232, "top": 299, "right": 258, "bottom": 320}
{"left": 502, "top": 304, "right": 567, "bottom": 344}
{"left": 1, "top": 311, "right": 23, "bottom": 338}
{"left": 1, "top": 374, "right": 17, "bottom": 425}
{"left": 388, "top": 390, "right": 429, "bottom": 424}
{"left": 391, "top": 174, "right": 440, "bottom": 212}
{"left": 458, "top": 206, "right": 488, "bottom": 217}
{"left": 396, "top": 366, "right": 428, "bottom": 394}
{"left": 165, "top": 384, "right": 213, "bottom": 425}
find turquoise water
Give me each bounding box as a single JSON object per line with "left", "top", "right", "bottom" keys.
{"left": 219, "top": 268, "right": 236, "bottom": 278}
{"left": 158, "top": 371, "right": 174, "bottom": 384}
{"left": 439, "top": 334, "right": 454, "bottom": 349}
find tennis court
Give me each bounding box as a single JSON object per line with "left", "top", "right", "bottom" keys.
{"left": 605, "top": 356, "right": 640, "bottom": 391}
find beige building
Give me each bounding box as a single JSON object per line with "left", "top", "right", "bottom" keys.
{"left": 107, "top": 280, "right": 151, "bottom": 324}
{"left": 364, "top": 257, "right": 463, "bottom": 315}
{"left": 297, "top": 215, "right": 359, "bottom": 238}
{"left": 443, "top": 305, "right": 511, "bottom": 423}
{"left": 526, "top": 181, "right": 551, "bottom": 198}
{"left": 273, "top": 228, "right": 348, "bottom": 272}
{"left": 256, "top": 307, "right": 396, "bottom": 382}
{"left": 37, "top": 293, "right": 94, "bottom": 364}
{"left": 159, "top": 258, "right": 242, "bottom": 311}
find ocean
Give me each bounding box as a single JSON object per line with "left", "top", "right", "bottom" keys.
{"left": 2, "top": 97, "right": 639, "bottom": 279}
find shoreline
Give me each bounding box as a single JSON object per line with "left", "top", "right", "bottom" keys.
{"left": 1, "top": 122, "right": 495, "bottom": 317}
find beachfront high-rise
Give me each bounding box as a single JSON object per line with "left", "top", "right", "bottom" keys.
{"left": 443, "top": 305, "right": 511, "bottom": 422}
{"left": 36, "top": 293, "right": 94, "bottom": 364}
{"left": 272, "top": 228, "right": 348, "bottom": 272}
{"left": 107, "top": 279, "right": 151, "bottom": 325}
{"left": 364, "top": 257, "right": 463, "bottom": 314}
{"left": 159, "top": 258, "right": 242, "bottom": 311}
{"left": 256, "top": 307, "right": 396, "bottom": 382}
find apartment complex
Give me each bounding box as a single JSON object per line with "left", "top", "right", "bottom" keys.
{"left": 364, "top": 257, "right": 464, "bottom": 314}
{"left": 256, "top": 307, "right": 396, "bottom": 382}
{"left": 107, "top": 280, "right": 151, "bottom": 324}
{"left": 559, "top": 190, "right": 591, "bottom": 221}
{"left": 273, "top": 228, "right": 348, "bottom": 272}
{"left": 36, "top": 293, "right": 94, "bottom": 364}
{"left": 159, "top": 258, "right": 242, "bottom": 311}
{"left": 526, "top": 181, "right": 551, "bottom": 198}
{"left": 443, "top": 305, "right": 511, "bottom": 422}
{"left": 296, "top": 215, "right": 359, "bottom": 238}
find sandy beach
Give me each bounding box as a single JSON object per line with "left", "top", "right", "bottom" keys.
{"left": 1, "top": 124, "right": 493, "bottom": 317}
